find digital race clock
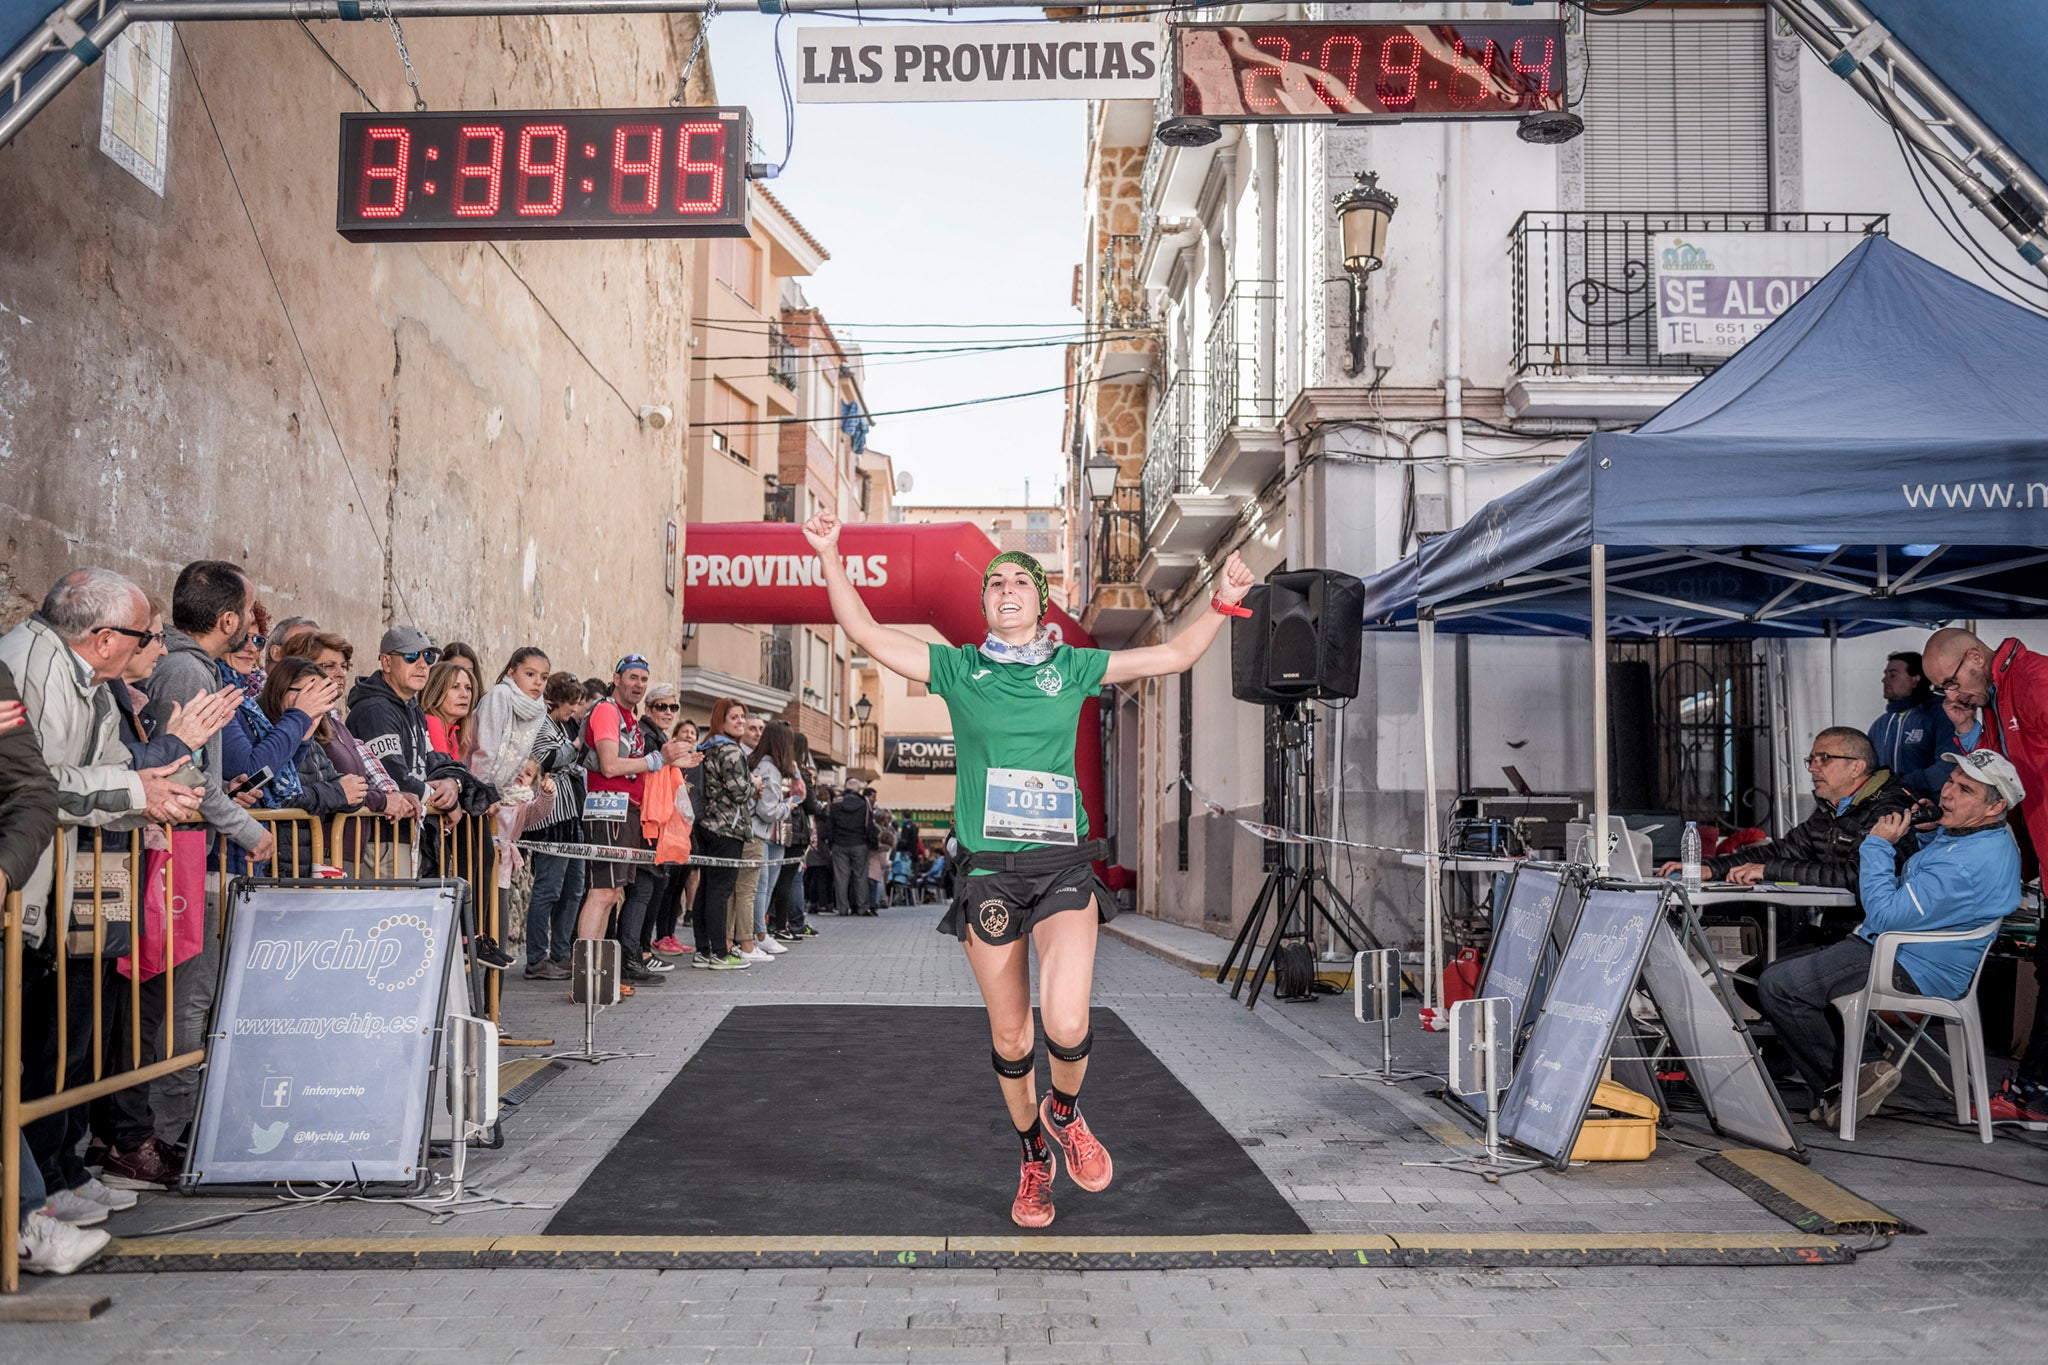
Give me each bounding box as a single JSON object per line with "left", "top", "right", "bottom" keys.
{"left": 336, "top": 106, "right": 751, "bottom": 243}
{"left": 1172, "top": 20, "right": 1565, "bottom": 123}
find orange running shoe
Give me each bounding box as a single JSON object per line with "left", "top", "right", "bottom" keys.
{"left": 1040, "top": 1096, "right": 1114, "bottom": 1193}
{"left": 1011, "top": 1152, "right": 1057, "bottom": 1228}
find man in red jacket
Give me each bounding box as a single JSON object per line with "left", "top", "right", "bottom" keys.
{"left": 1922, "top": 627, "right": 2048, "bottom": 1120}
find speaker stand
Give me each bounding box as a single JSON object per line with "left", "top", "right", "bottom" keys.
{"left": 1218, "top": 703, "right": 1381, "bottom": 1011}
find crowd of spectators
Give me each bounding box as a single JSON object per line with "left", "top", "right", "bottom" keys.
{"left": 0, "top": 559, "right": 935, "bottom": 1277}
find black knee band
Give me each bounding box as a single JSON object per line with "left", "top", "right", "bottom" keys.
{"left": 991, "top": 1049, "right": 1034, "bottom": 1080}
{"left": 1045, "top": 1029, "right": 1093, "bottom": 1064}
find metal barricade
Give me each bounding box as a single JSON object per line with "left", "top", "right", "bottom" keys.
{"left": 0, "top": 802, "right": 510, "bottom": 1295}
{"left": 331, "top": 808, "right": 500, "bottom": 1027}
{"left": 3, "top": 825, "right": 207, "bottom": 1295}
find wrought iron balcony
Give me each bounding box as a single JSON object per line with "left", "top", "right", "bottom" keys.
{"left": 768, "top": 323, "right": 798, "bottom": 391}
{"left": 1204, "top": 280, "right": 1279, "bottom": 459}
{"left": 1509, "top": 211, "right": 1888, "bottom": 376}
{"left": 1142, "top": 371, "right": 1206, "bottom": 538}
{"left": 1090, "top": 485, "right": 1146, "bottom": 587}
{"left": 760, "top": 630, "right": 795, "bottom": 693}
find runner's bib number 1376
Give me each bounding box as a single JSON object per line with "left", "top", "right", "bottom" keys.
{"left": 984, "top": 767, "right": 1078, "bottom": 845}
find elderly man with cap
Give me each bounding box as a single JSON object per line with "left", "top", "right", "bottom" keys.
{"left": 1758, "top": 749, "right": 2024, "bottom": 1128}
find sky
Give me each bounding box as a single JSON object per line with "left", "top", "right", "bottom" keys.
{"left": 707, "top": 10, "right": 1089, "bottom": 509}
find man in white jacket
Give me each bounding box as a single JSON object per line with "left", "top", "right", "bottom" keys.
{"left": 0, "top": 567, "right": 203, "bottom": 1233}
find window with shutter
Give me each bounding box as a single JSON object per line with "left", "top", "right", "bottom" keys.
{"left": 1580, "top": 7, "right": 1769, "bottom": 213}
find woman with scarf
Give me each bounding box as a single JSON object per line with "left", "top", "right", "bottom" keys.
{"left": 801, "top": 509, "right": 1254, "bottom": 1229}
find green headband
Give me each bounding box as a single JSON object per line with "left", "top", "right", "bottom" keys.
{"left": 983, "top": 551, "right": 1050, "bottom": 622}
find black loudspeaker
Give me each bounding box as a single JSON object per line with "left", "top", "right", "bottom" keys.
{"left": 1230, "top": 569, "right": 1366, "bottom": 704}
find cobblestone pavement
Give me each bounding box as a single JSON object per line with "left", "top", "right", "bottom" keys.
{"left": 11, "top": 904, "right": 2046, "bottom": 1361}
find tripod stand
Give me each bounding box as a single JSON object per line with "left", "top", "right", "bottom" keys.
{"left": 1219, "top": 702, "right": 1381, "bottom": 1009}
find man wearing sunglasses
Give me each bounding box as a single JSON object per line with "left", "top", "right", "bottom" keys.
{"left": 1922, "top": 626, "right": 2048, "bottom": 1122}
{"left": 1657, "top": 726, "right": 1917, "bottom": 895}
{"left": 345, "top": 625, "right": 464, "bottom": 823}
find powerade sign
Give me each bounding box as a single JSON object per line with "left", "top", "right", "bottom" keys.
{"left": 187, "top": 885, "right": 460, "bottom": 1188}
{"left": 883, "top": 735, "right": 957, "bottom": 776}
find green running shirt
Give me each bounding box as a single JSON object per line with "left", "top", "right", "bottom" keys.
{"left": 927, "top": 641, "right": 1110, "bottom": 869}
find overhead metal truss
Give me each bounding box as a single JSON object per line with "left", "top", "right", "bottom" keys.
{"left": 1770, "top": 0, "right": 2048, "bottom": 277}
{"left": 0, "top": 0, "right": 1083, "bottom": 150}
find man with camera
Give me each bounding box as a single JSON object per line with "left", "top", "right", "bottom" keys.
{"left": 1756, "top": 750, "right": 2023, "bottom": 1127}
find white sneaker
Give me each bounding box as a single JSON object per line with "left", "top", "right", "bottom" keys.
{"left": 75, "top": 1176, "right": 137, "bottom": 1212}
{"left": 758, "top": 937, "right": 788, "bottom": 955}
{"left": 45, "top": 1187, "right": 109, "bottom": 1227}
{"left": 19, "top": 1208, "right": 111, "bottom": 1274}
{"left": 739, "top": 946, "right": 773, "bottom": 963}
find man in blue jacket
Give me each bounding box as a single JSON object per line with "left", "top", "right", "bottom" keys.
{"left": 1757, "top": 749, "right": 2023, "bottom": 1126}
{"left": 1869, "top": 651, "right": 1952, "bottom": 797}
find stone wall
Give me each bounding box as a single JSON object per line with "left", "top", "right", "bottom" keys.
{"left": 0, "top": 15, "right": 710, "bottom": 676}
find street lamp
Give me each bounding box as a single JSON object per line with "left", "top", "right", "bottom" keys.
{"left": 852, "top": 693, "right": 872, "bottom": 724}
{"left": 1082, "top": 453, "right": 1120, "bottom": 505}
{"left": 1333, "top": 171, "right": 1398, "bottom": 378}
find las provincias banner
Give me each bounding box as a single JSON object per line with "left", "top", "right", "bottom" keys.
{"left": 795, "top": 23, "right": 1164, "bottom": 103}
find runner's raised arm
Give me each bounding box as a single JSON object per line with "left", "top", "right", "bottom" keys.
{"left": 1100, "top": 552, "right": 1255, "bottom": 686}
{"left": 801, "top": 510, "right": 932, "bottom": 683}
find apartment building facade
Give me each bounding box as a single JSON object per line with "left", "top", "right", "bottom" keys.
{"left": 1064, "top": 2, "right": 2027, "bottom": 941}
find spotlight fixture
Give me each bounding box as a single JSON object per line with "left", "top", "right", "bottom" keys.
{"left": 1517, "top": 109, "right": 1585, "bottom": 145}
{"left": 1154, "top": 116, "right": 1221, "bottom": 148}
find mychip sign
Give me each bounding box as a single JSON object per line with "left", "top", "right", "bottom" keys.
{"left": 883, "top": 735, "right": 957, "bottom": 776}
{"left": 186, "top": 884, "right": 462, "bottom": 1190}
{"left": 796, "top": 24, "right": 1164, "bottom": 103}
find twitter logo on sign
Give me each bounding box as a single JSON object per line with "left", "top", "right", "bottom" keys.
{"left": 248, "top": 1120, "right": 288, "bottom": 1155}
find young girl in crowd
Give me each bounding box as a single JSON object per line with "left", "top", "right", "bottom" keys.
{"left": 651, "top": 717, "right": 699, "bottom": 959}
{"left": 472, "top": 647, "right": 553, "bottom": 909}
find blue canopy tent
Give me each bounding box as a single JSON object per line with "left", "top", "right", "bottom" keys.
{"left": 1358, "top": 236, "right": 2048, "bottom": 1001}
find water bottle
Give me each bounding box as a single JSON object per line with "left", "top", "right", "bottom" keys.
{"left": 1681, "top": 821, "right": 1702, "bottom": 893}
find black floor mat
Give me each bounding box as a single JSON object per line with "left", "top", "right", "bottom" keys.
{"left": 546, "top": 1004, "right": 1309, "bottom": 1237}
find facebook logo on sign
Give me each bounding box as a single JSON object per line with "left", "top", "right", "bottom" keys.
{"left": 260, "top": 1076, "right": 293, "bottom": 1109}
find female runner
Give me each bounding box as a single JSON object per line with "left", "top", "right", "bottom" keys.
{"left": 801, "top": 510, "right": 1254, "bottom": 1227}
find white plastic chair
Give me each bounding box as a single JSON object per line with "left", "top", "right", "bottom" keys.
{"left": 1829, "top": 928, "right": 1997, "bottom": 1144}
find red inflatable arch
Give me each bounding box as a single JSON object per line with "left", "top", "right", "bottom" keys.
{"left": 682, "top": 521, "right": 1105, "bottom": 849}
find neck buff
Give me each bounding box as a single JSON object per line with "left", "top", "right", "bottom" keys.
{"left": 980, "top": 550, "right": 1054, "bottom": 663}
{"left": 981, "top": 630, "right": 1057, "bottom": 666}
